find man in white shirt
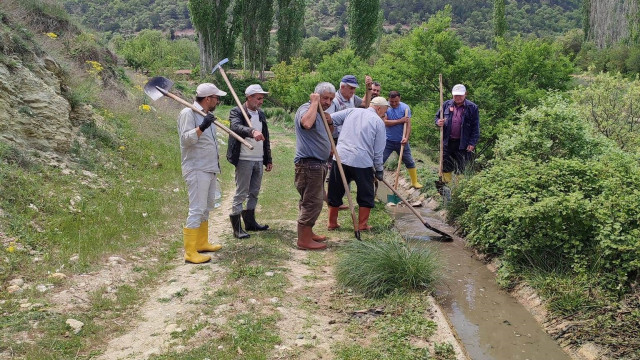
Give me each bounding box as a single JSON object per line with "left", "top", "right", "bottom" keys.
{"left": 177, "top": 83, "right": 226, "bottom": 263}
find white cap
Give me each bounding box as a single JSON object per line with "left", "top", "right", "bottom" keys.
{"left": 452, "top": 84, "right": 466, "bottom": 96}
{"left": 196, "top": 83, "right": 227, "bottom": 97}
{"left": 370, "top": 96, "right": 389, "bottom": 106}
{"left": 245, "top": 84, "right": 269, "bottom": 96}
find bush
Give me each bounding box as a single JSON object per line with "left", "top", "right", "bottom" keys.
{"left": 335, "top": 238, "right": 440, "bottom": 298}
{"left": 454, "top": 94, "right": 640, "bottom": 292}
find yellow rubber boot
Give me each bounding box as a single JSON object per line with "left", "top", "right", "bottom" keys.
{"left": 184, "top": 227, "right": 211, "bottom": 264}
{"left": 442, "top": 172, "right": 452, "bottom": 184}
{"left": 196, "top": 221, "right": 222, "bottom": 253}
{"left": 408, "top": 168, "right": 423, "bottom": 189}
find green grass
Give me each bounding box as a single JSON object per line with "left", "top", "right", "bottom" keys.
{"left": 335, "top": 235, "right": 441, "bottom": 298}
{"left": 149, "top": 313, "right": 281, "bottom": 360}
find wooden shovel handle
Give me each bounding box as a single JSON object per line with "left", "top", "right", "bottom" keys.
{"left": 439, "top": 74, "right": 444, "bottom": 178}
{"left": 217, "top": 67, "right": 252, "bottom": 128}
{"left": 317, "top": 104, "right": 359, "bottom": 237}
{"left": 163, "top": 91, "right": 254, "bottom": 150}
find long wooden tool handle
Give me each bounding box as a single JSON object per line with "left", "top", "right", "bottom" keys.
{"left": 318, "top": 103, "right": 359, "bottom": 238}
{"left": 381, "top": 178, "right": 451, "bottom": 238}
{"left": 218, "top": 67, "right": 252, "bottom": 128}
{"left": 163, "top": 91, "right": 254, "bottom": 150}
{"left": 439, "top": 74, "right": 444, "bottom": 178}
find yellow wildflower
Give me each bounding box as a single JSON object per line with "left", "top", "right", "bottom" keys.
{"left": 119, "top": 146, "right": 126, "bottom": 151}
{"left": 85, "top": 60, "right": 103, "bottom": 75}
{"left": 46, "top": 32, "right": 58, "bottom": 39}
{"left": 139, "top": 104, "right": 151, "bottom": 112}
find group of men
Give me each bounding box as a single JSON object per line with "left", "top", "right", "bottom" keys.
{"left": 176, "top": 75, "right": 479, "bottom": 262}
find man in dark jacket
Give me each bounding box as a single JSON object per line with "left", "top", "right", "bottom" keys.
{"left": 435, "top": 84, "right": 480, "bottom": 183}
{"left": 226, "top": 84, "right": 273, "bottom": 238}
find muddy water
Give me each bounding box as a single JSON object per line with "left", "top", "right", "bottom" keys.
{"left": 379, "top": 194, "right": 571, "bottom": 360}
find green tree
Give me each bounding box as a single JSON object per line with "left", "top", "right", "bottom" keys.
{"left": 276, "top": 0, "right": 305, "bottom": 63}
{"left": 189, "top": 0, "right": 238, "bottom": 73}
{"left": 493, "top": 0, "right": 506, "bottom": 42}
{"left": 348, "top": 0, "right": 380, "bottom": 59}
{"left": 237, "top": 0, "right": 274, "bottom": 78}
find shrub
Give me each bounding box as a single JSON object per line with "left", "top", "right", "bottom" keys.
{"left": 335, "top": 238, "right": 440, "bottom": 298}
{"left": 454, "top": 94, "right": 640, "bottom": 292}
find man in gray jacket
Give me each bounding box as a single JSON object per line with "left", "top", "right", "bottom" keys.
{"left": 227, "top": 84, "right": 273, "bottom": 238}
{"left": 177, "top": 83, "right": 226, "bottom": 264}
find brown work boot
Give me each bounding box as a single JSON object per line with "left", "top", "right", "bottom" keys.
{"left": 328, "top": 206, "right": 340, "bottom": 230}
{"left": 297, "top": 224, "right": 327, "bottom": 250}
{"left": 311, "top": 229, "right": 327, "bottom": 242}
{"left": 358, "top": 207, "right": 372, "bottom": 231}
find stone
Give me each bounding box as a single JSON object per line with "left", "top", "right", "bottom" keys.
{"left": 9, "top": 278, "right": 24, "bottom": 287}
{"left": 49, "top": 273, "right": 66, "bottom": 280}
{"left": 264, "top": 271, "right": 274, "bottom": 277}
{"left": 7, "top": 285, "right": 22, "bottom": 294}
{"left": 65, "top": 319, "right": 84, "bottom": 334}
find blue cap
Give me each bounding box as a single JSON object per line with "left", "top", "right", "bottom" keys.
{"left": 340, "top": 75, "right": 359, "bottom": 88}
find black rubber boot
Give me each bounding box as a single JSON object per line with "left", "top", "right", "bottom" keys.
{"left": 242, "top": 209, "right": 269, "bottom": 231}
{"left": 230, "top": 214, "right": 250, "bottom": 239}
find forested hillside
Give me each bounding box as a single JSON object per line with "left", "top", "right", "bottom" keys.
{"left": 64, "top": 0, "right": 582, "bottom": 46}
{"left": 63, "top": 0, "right": 192, "bottom": 34}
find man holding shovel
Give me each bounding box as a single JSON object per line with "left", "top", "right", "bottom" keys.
{"left": 227, "top": 84, "right": 273, "bottom": 239}
{"left": 325, "top": 96, "right": 388, "bottom": 231}
{"left": 177, "top": 83, "right": 226, "bottom": 264}
{"left": 435, "top": 84, "right": 480, "bottom": 183}
{"left": 383, "top": 91, "right": 422, "bottom": 189}
{"left": 293, "top": 82, "right": 337, "bottom": 250}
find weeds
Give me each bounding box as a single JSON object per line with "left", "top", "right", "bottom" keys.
{"left": 335, "top": 236, "right": 441, "bottom": 298}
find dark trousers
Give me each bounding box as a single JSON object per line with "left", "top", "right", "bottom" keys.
{"left": 327, "top": 160, "right": 375, "bottom": 208}
{"left": 295, "top": 159, "right": 328, "bottom": 227}
{"left": 443, "top": 138, "right": 472, "bottom": 174}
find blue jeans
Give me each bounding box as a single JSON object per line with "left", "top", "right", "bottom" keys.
{"left": 383, "top": 141, "right": 416, "bottom": 169}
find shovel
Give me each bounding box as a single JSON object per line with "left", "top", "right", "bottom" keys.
{"left": 318, "top": 104, "right": 360, "bottom": 241}
{"left": 381, "top": 178, "right": 452, "bottom": 241}
{"left": 144, "top": 76, "right": 253, "bottom": 150}
{"left": 434, "top": 74, "right": 447, "bottom": 193}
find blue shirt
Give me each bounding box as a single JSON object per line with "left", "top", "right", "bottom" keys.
{"left": 385, "top": 102, "right": 412, "bottom": 142}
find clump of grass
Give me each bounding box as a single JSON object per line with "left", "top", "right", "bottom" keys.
{"left": 336, "top": 238, "right": 441, "bottom": 298}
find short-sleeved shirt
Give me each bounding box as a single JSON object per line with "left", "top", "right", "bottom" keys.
{"left": 294, "top": 102, "right": 332, "bottom": 163}
{"left": 385, "top": 102, "right": 412, "bottom": 142}
{"left": 330, "top": 107, "right": 386, "bottom": 171}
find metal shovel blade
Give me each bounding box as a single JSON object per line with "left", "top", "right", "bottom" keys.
{"left": 211, "top": 58, "right": 229, "bottom": 73}
{"left": 144, "top": 76, "right": 174, "bottom": 101}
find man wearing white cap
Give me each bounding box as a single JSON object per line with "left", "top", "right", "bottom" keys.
{"left": 178, "top": 83, "right": 227, "bottom": 263}
{"left": 227, "top": 84, "right": 273, "bottom": 238}
{"left": 324, "top": 96, "right": 388, "bottom": 231}
{"left": 435, "top": 84, "right": 480, "bottom": 183}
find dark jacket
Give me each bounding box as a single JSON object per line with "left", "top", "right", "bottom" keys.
{"left": 226, "top": 105, "right": 272, "bottom": 166}
{"left": 434, "top": 99, "right": 480, "bottom": 149}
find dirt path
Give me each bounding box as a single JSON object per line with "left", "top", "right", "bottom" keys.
{"left": 65, "top": 189, "right": 468, "bottom": 360}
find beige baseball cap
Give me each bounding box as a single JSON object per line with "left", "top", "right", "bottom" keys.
{"left": 370, "top": 96, "right": 389, "bottom": 106}
{"left": 196, "top": 83, "right": 227, "bottom": 97}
